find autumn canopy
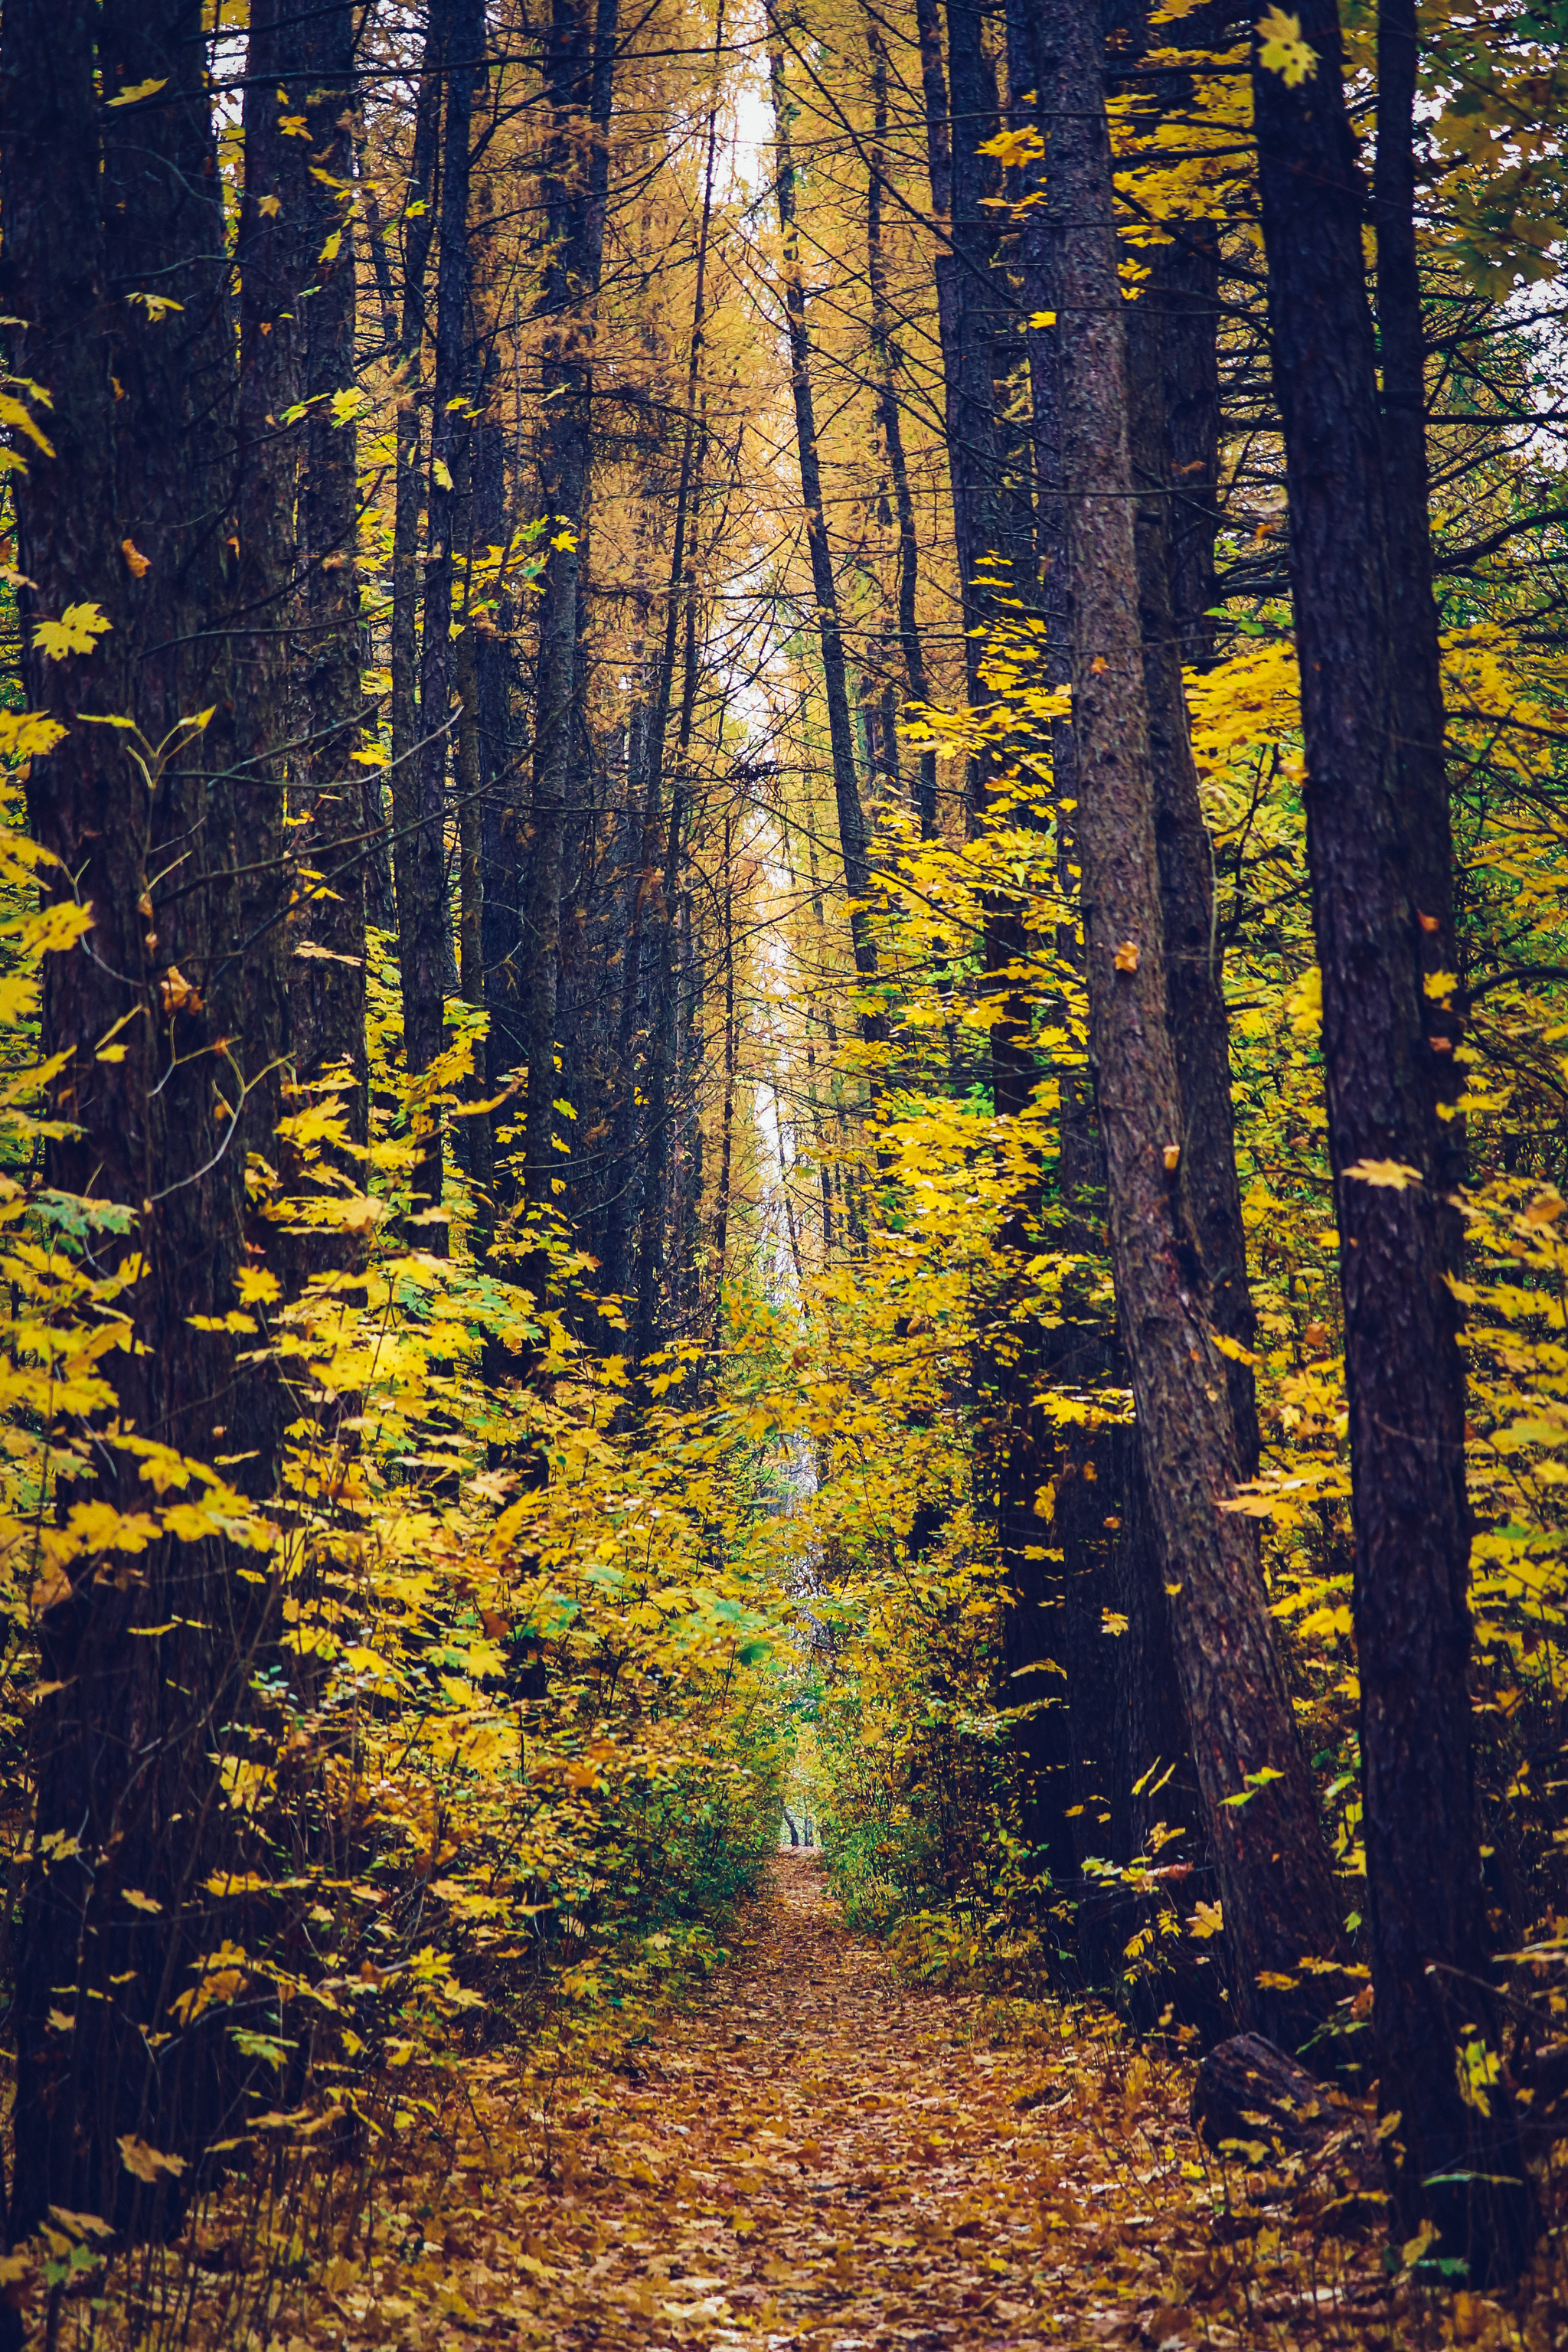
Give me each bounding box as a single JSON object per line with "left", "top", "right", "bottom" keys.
{"left": 0, "top": 0, "right": 1566, "bottom": 2339}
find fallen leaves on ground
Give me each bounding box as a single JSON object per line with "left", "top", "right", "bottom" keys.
{"left": 253, "top": 1854, "right": 1568, "bottom": 2350}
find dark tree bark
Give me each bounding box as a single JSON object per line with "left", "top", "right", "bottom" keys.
{"left": 237, "top": 0, "right": 368, "bottom": 1279}
{"left": 286, "top": 2, "right": 368, "bottom": 1148}
{"left": 995, "top": 0, "right": 1241, "bottom": 1951}
{"left": 1036, "top": 0, "right": 1344, "bottom": 2044}
{"left": 1095, "top": 0, "right": 1254, "bottom": 1454}
{"left": 1252, "top": 0, "right": 1533, "bottom": 2277}
{"left": 234, "top": 0, "right": 311, "bottom": 1146}
{"left": 603, "top": 26, "right": 722, "bottom": 1323}
{"left": 476, "top": 411, "right": 528, "bottom": 1123}
{"left": 864, "top": 3, "right": 937, "bottom": 838}
{"left": 1191, "top": 2031, "right": 1368, "bottom": 2159}
{"left": 1373, "top": 0, "right": 1463, "bottom": 1160}
{"left": 403, "top": 0, "right": 485, "bottom": 1240}
{"left": 710, "top": 813, "right": 739, "bottom": 1346}
{"left": 455, "top": 328, "right": 507, "bottom": 1230}
{"left": 915, "top": 0, "right": 1004, "bottom": 763}
{"left": 1126, "top": 284, "right": 1258, "bottom": 1468}
{"left": 635, "top": 418, "right": 710, "bottom": 1359}
{"left": 388, "top": 24, "right": 444, "bottom": 1157}
{"left": 518, "top": 0, "right": 620, "bottom": 1298}
{"left": 1161, "top": 215, "right": 1222, "bottom": 671}
{"left": 235, "top": 0, "right": 367, "bottom": 1305}
{"left": 986, "top": 0, "right": 1104, "bottom": 1894}
{"left": 354, "top": 138, "right": 402, "bottom": 935}
{"left": 1, "top": 0, "right": 288, "bottom": 2236}
{"left": 768, "top": 11, "right": 881, "bottom": 1030}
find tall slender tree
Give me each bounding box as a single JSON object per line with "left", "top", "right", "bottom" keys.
{"left": 403, "top": 0, "right": 486, "bottom": 1239}
{"left": 388, "top": 20, "right": 446, "bottom": 1171}
{"left": 0, "top": 0, "right": 289, "bottom": 2236}
{"left": 286, "top": 0, "right": 370, "bottom": 1146}
{"left": 914, "top": 0, "right": 1004, "bottom": 760}
{"left": 864, "top": 3, "right": 937, "bottom": 838}
{"left": 518, "top": 0, "right": 621, "bottom": 1298}
{"left": 768, "top": 8, "right": 880, "bottom": 1032}
{"left": 1252, "top": 0, "right": 1534, "bottom": 2276}
{"left": 604, "top": 17, "right": 725, "bottom": 1316}
{"left": 1036, "top": 0, "right": 1344, "bottom": 2042}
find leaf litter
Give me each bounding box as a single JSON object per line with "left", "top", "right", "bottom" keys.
{"left": 255, "top": 1854, "right": 1568, "bottom": 2352}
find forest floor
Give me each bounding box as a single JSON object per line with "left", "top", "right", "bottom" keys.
{"left": 270, "top": 1851, "right": 1561, "bottom": 2352}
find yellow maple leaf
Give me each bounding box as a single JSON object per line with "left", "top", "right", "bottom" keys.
{"left": 1342, "top": 1157, "right": 1423, "bottom": 1189}
{"left": 235, "top": 1266, "right": 282, "bottom": 1304}
{"left": 34, "top": 603, "right": 111, "bottom": 661}
{"left": 978, "top": 126, "right": 1046, "bottom": 169}
{"left": 1256, "top": 7, "right": 1318, "bottom": 86}
{"left": 106, "top": 76, "right": 168, "bottom": 106}
{"left": 0, "top": 709, "right": 66, "bottom": 762}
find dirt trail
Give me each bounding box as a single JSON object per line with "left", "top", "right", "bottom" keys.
{"left": 383, "top": 1852, "right": 1220, "bottom": 2349}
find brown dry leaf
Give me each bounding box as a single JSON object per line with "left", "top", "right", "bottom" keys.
{"left": 158, "top": 965, "right": 201, "bottom": 1018}
{"left": 118, "top": 2135, "right": 187, "bottom": 2184}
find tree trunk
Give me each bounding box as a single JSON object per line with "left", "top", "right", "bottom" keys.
{"left": 1125, "top": 279, "right": 1259, "bottom": 1467}
{"left": 1252, "top": 0, "right": 1533, "bottom": 2275}
{"left": 518, "top": 0, "right": 620, "bottom": 1298}
{"left": 636, "top": 422, "right": 710, "bottom": 1359}
{"left": 288, "top": 2, "right": 368, "bottom": 1149}
{"left": 710, "top": 815, "right": 738, "bottom": 1344}
{"left": 389, "top": 28, "right": 443, "bottom": 1158}
{"left": 606, "top": 22, "right": 724, "bottom": 1324}
{"left": 353, "top": 138, "right": 401, "bottom": 933}
{"left": 915, "top": 0, "right": 1004, "bottom": 764}
{"left": 405, "top": 0, "right": 485, "bottom": 1240}
{"left": 1, "top": 0, "right": 287, "bottom": 2236}
{"left": 452, "top": 173, "right": 508, "bottom": 1236}
{"left": 1037, "top": 0, "right": 1344, "bottom": 2045}
{"left": 864, "top": 4, "right": 937, "bottom": 838}
{"left": 768, "top": 13, "right": 881, "bottom": 1031}
{"left": 1374, "top": 0, "right": 1464, "bottom": 1161}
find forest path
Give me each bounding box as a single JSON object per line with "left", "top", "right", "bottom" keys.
{"left": 379, "top": 1853, "right": 1220, "bottom": 2350}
